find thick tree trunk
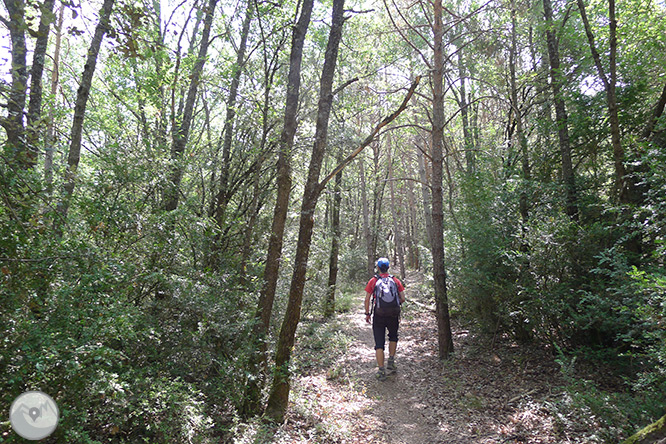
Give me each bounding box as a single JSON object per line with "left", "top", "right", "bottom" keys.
{"left": 56, "top": 0, "right": 116, "bottom": 234}
{"left": 543, "top": 0, "right": 578, "bottom": 220}
{"left": 432, "top": 0, "right": 454, "bottom": 359}
{"left": 163, "top": 0, "right": 217, "bottom": 212}
{"left": 241, "top": 0, "right": 314, "bottom": 418}
{"left": 2, "top": 0, "right": 28, "bottom": 166}
{"left": 265, "top": 0, "right": 346, "bottom": 421}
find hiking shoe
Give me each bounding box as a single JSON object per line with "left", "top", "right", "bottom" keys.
{"left": 386, "top": 357, "right": 397, "bottom": 374}
{"left": 375, "top": 367, "right": 387, "bottom": 381}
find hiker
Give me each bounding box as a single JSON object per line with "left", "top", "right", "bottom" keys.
{"left": 364, "top": 257, "right": 405, "bottom": 381}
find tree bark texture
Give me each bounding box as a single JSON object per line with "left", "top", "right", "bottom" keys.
{"left": 265, "top": 0, "right": 346, "bottom": 421}
{"left": 163, "top": 0, "right": 218, "bottom": 212}
{"left": 2, "top": 0, "right": 28, "bottom": 165}
{"left": 543, "top": 0, "right": 578, "bottom": 220}
{"left": 432, "top": 0, "right": 454, "bottom": 359}
{"left": 56, "top": 0, "right": 116, "bottom": 233}
{"left": 242, "top": 0, "right": 315, "bottom": 418}
{"left": 25, "top": 0, "right": 56, "bottom": 164}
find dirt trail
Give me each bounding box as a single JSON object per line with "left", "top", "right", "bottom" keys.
{"left": 280, "top": 271, "right": 573, "bottom": 444}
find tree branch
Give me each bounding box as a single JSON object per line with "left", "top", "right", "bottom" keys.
{"left": 317, "top": 76, "right": 421, "bottom": 193}
{"left": 332, "top": 77, "right": 359, "bottom": 96}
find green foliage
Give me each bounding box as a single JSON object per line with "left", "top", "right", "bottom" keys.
{"left": 450, "top": 171, "right": 520, "bottom": 333}
{"left": 0, "top": 161, "right": 259, "bottom": 442}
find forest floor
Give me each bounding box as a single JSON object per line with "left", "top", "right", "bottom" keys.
{"left": 235, "top": 270, "right": 603, "bottom": 444}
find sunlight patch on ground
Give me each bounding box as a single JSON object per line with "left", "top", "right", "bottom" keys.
{"left": 277, "top": 374, "right": 383, "bottom": 444}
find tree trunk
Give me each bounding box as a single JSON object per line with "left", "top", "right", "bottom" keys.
{"left": 213, "top": 0, "right": 253, "bottom": 236}
{"left": 44, "top": 3, "right": 65, "bottom": 190}
{"left": 324, "top": 149, "right": 343, "bottom": 318}
{"left": 543, "top": 0, "right": 578, "bottom": 220}
{"left": 163, "top": 0, "right": 218, "bottom": 212}
{"left": 510, "top": 0, "right": 530, "bottom": 249}
{"left": 265, "top": 0, "right": 346, "bottom": 421}
{"left": 431, "top": 0, "right": 454, "bottom": 359}
{"left": 404, "top": 162, "right": 419, "bottom": 269}
{"left": 416, "top": 142, "right": 434, "bottom": 249}
{"left": 2, "top": 0, "right": 28, "bottom": 166}
{"left": 241, "top": 0, "right": 314, "bottom": 418}
{"left": 576, "top": 0, "right": 627, "bottom": 201}
{"left": 387, "top": 134, "right": 406, "bottom": 280}
{"left": 621, "top": 413, "right": 666, "bottom": 444}
{"left": 642, "top": 82, "right": 666, "bottom": 141}
{"left": 359, "top": 156, "right": 374, "bottom": 275}
{"left": 457, "top": 50, "right": 475, "bottom": 174}
{"left": 25, "top": 0, "right": 56, "bottom": 164}
{"left": 56, "top": 0, "right": 116, "bottom": 234}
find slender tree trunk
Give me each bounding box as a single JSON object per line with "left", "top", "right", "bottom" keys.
{"left": 163, "top": 0, "right": 218, "bottom": 212}
{"left": 2, "top": 0, "right": 28, "bottom": 166}
{"left": 24, "top": 0, "right": 56, "bottom": 166}
{"left": 213, "top": 0, "right": 253, "bottom": 235}
{"left": 265, "top": 0, "right": 346, "bottom": 421}
{"left": 510, "top": 0, "right": 530, "bottom": 249}
{"left": 642, "top": 82, "right": 666, "bottom": 141}
{"left": 576, "top": 0, "right": 627, "bottom": 201}
{"left": 404, "top": 162, "right": 419, "bottom": 269}
{"left": 324, "top": 149, "right": 343, "bottom": 318}
{"left": 387, "top": 134, "right": 405, "bottom": 279}
{"left": 432, "top": 0, "right": 454, "bottom": 359}
{"left": 241, "top": 0, "right": 314, "bottom": 418}
{"left": 543, "top": 0, "right": 578, "bottom": 219}
{"left": 239, "top": 154, "right": 265, "bottom": 281}
{"left": 458, "top": 50, "right": 474, "bottom": 174}
{"left": 416, "top": 142, "right": 433, "bottom": 248}
{"left": 55, "top": 0, "right": 116, "bottom": 234}
{"left": 45, "top": 3, "right": 65, "bottom": 190}
{"left": 240, "top": 9, "right": 283, "bottom": 282}
{"left": 359, "top": 156, "right": 374, "bottom": 275}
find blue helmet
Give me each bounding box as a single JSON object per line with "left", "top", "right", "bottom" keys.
{"left": 377, "top": 257, "right": 390, "bottom": 273}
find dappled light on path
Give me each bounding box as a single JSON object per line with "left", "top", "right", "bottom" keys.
{"left": 272, "top": 271, "right": 584, "bottom": 443}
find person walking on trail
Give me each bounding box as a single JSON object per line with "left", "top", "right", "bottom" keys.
{"left": 364, "top": 257, "right": 405, "bottom": 381}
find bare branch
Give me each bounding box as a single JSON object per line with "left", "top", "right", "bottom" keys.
{"left": 317, "top": 76, "right": 421, "bottom": 192}
{"left": 332, "top": 77, "right": 359, "bottom": 96}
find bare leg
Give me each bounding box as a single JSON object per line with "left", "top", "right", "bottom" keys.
{"left": 388, "top": 341, "right": 397, "bottom": 358}
{"left": 375, "top": 348, "right": 385, "bottom": 368}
